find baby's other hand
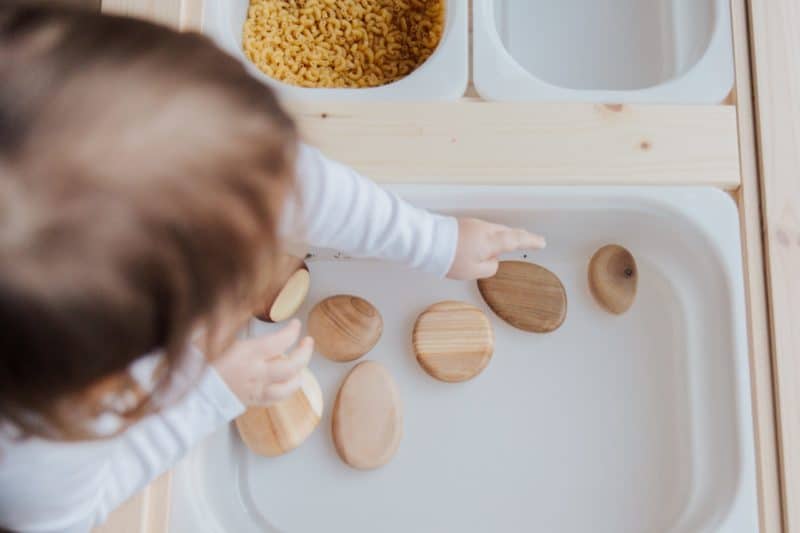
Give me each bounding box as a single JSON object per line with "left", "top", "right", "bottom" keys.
{"left": 447, "top": 218, "right": 546, "bottom": 280}
{"left": 213, "top": 319, "right": 313, "bottom": 406}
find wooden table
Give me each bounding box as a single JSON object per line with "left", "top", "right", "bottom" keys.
{"left": 90, "top": 0, "right": 797, "bottom": 531}
{"left": 747, "top": 1, "right": 800, "bottom": 531}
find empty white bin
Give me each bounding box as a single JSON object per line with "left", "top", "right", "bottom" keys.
{"left": 203, "top": 0, "right": 468, "bottom": 101}
{"left": 473, "top": 0, "right": 734, "bottom": 103}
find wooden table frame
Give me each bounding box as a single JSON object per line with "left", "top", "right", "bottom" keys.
{"left": 94, "top": 0, "right": 796, "bottom": 531}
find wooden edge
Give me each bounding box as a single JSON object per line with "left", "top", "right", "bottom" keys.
{"left": 287, "top": 101, "right": 741, "bottom": 188}
{"left": 747, "top": 0, "right": 800, "bottom": 530}
{"left": 179, "top": 0, "right": 203, "bottom": 32}
{"left": 101, "top": 0, "right": 201, "bottom": 30}
{"left": 142, "top": 473, "right": 172, "bottom": 533}
{"left": 730, "top": 0, "right": 784, "bottom": 531}
{"left": 91, "top": 473, "right": 171, "bottom": 533}
{"left": 91, "top": 492, "right": 146, "bottom": 533}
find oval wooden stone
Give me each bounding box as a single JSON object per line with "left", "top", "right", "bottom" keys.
{"left": 588, "top": 244, "right": 637, "bottom": 314}
{"left": 332, "top": 361, "right": 403, "bottom": 470}
{"left": 254, "top": 255, "right": 310, "bottom": 323}
{"left": 235, "top": 368, "right": 323, "bottom": 457}
{"left": 308, "top": 295, "right": 383, "bottom": 362}
{"left": 477, "top": 261, "right": 567, "bottom": 333}
{"left": 412, "top": 301, "right": 494, "bottom": 383}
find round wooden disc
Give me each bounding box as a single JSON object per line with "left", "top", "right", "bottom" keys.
{"left": 235, "top": 368, "right": 323, "bottom": 457}
{"left": 308, "top": 295, "right": 383, "bottom": 362}
{"left": 332, "top": 361, "right": 403, "bottom": 470}
{"left": 477, "top": 261, "right": 567, "bottom": 333}
{"left": 588, "top": 244, "right": 637, "bottom": 314}
{"left": 412, "top": 301, "right": 494, "bottom": 383}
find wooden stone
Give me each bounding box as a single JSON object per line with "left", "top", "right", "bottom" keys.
{"left": 332, "top": 361, "right": 403, "bottom": 470}
{"left": 235, "top": 368, "right": 323, "bottom": 457}
{"left": 477, "top": 261, "right": 567, "bottom": 333}
{"left": 254, "top": 255, "right": 310, "bottom": 323}
{"left": 412, "top": 301, "right": 494, "bottom": 383}
{"left": 307, "top": 295, "right": 383, "bottom": 362}
{"left": 588, "top": 244, "right": 637, "bottom": 314}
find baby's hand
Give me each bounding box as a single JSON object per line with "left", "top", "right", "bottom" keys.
{"left": 447, "top": 218, "right": 546, "bottom": 280}
{"left": 213, "top": 319, "right": 313, "bottom": 406}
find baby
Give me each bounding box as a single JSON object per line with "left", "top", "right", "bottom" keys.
{"left": 0, "top": 5, "right": 543, "bottom": 532}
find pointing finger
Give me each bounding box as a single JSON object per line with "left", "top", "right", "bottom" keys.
{"left": 489, "top": 228, "right": 546, "bottom": 257}
{"left": 475, "top": 259, "right": 500, "bottom": 279}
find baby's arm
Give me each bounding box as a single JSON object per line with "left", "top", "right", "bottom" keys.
{"left": 282, "top": 144, "right": 459, "bottom": 277}
{"left": 97, "top": 359, "right": 244, "bottom": 524}
{"left": 0, "top": 323, "right": 311, "bottom": 533}
{"left": 0, "top": 319, "right": 314, "bottom": 533}
{"left": 283, "top": 144, "right": 545, "bottom": 279}
{"left": 0, "top": 349, "right": 243, "bottom": 533}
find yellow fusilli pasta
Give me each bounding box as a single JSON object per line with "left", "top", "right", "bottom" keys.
{"left": 242, "top": 0, "right": 445, "bottom": 88}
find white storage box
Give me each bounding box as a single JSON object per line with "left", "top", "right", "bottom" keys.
{"left": 169, "top": 186, "right": 757, "bottom": 533}
{"left": 473, "top": 0, "right": 734, "bottom": 103}
{"left": 203, "top": 0, "right": 468, "bottom": 101}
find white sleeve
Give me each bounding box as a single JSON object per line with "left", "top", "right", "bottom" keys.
{"left": 281, "top": 144, "right": 459, "bottom": 278}
{"left": 97, "top": 365, "right": 244, "bottom": 523}
{"left": 0, "top": 363, "right": 243, "bottom": 533}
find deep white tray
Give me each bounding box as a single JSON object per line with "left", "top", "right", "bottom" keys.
{"left": 203, "top": 0, "right": 468, "bottom": 101}
{"left": 473, "top": 0, "right": 734, "bottom": 103}
{"left": 170, "top": 187, "right": 756, "bottom": 533}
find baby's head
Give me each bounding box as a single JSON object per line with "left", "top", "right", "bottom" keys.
{"left": 0, "top": 5, "right": 297, "bottom": 438}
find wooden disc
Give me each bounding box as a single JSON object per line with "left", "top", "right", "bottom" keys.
{"left": 588, "top": 244, "right": 637, "bottom": 314}
{"left": 235, "top": 368, "right": 323, "bottom": 457}
{"left": 308, "top": 295, "right": 383, "bottom": 362}
{"left": 332, "top": 361, "right": 403, "bottom": 470}
{"left": 412, "top": 301, "right": 494, "bottom": 383}
{"left": 477, "top": 261, "right": 567, "bottom": 333}
{"left": 254, "top": 256, "right": 310, "bottom": 323}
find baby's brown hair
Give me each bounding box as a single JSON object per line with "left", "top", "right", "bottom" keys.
{"left": 0, "top": 5, "right": 298, "bottom": 438}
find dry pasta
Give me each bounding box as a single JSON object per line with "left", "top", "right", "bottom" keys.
{"left": 242, "top": 0, "right": 445, "bottom": 88}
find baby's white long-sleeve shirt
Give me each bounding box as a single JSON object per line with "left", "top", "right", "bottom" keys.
{"left": 286, "top": 145, "right": 458, "bottom": 277}
{"left": 0, "top": 146, "right": 458, "bottom": 532}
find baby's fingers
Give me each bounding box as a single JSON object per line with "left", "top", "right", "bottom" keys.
{"left": 475, "top": 259, "right": 500, "bottom": 279}
{"left": 260, "top": 373, "right": 305, "bottom": 404}
{"left": 265, "top": 336, "right": 314, "bottom": 382}
{"left": 251, "top": 319, "right": 302, "bottom": 356}
{"left": 489, "top": 227, "right": 546, "bottom": 257}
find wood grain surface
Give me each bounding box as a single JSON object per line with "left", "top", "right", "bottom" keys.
{"left": 288, "top": 101, "right": 741, "bottom": 188}
{"left": 413, "top": 301, "right": 494, "bottom": 383}
{"left": 101, "top": 0, "right": 202, "bottom": 30}
{"left": 588, "top": 245, "right": 637, "bottom": 315}
{"left": 748, "top": 0, "right": 800, "bottom": 529}
{"left": 729, "top": 0, "right": 784, "bottom": 530}
{"left": 308, "top": 295, "right": 383, "bottom": 362}
{"left": 253, "top": 256, "right": 309, "bottom": 323}
{"left": 332, "top": 361, "right": 402, "bottom": 470}
{"left": 478, "top": 261, "right": 567, "bottom": 333}
{"left": 235, "top": 368, "right": 323, "bottom": 457}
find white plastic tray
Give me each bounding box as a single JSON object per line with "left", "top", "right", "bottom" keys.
{"left": 473, "top": 0, "right": 734, "bottom": 103}
{"left": 169, "top": 187, "right": 756, "bottom": 533}
{"left": 202, "top": 0, "right": 468, "bottom": 101}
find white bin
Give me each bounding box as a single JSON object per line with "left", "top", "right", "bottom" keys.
{"left": 169, "top": 187, "right": 757, "bottom": 533}
{"left": 473, "top": 0, "right": 734, "bottom": 103}
{"left": 203, "top": 0, "right": 468, "bottom": 101}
